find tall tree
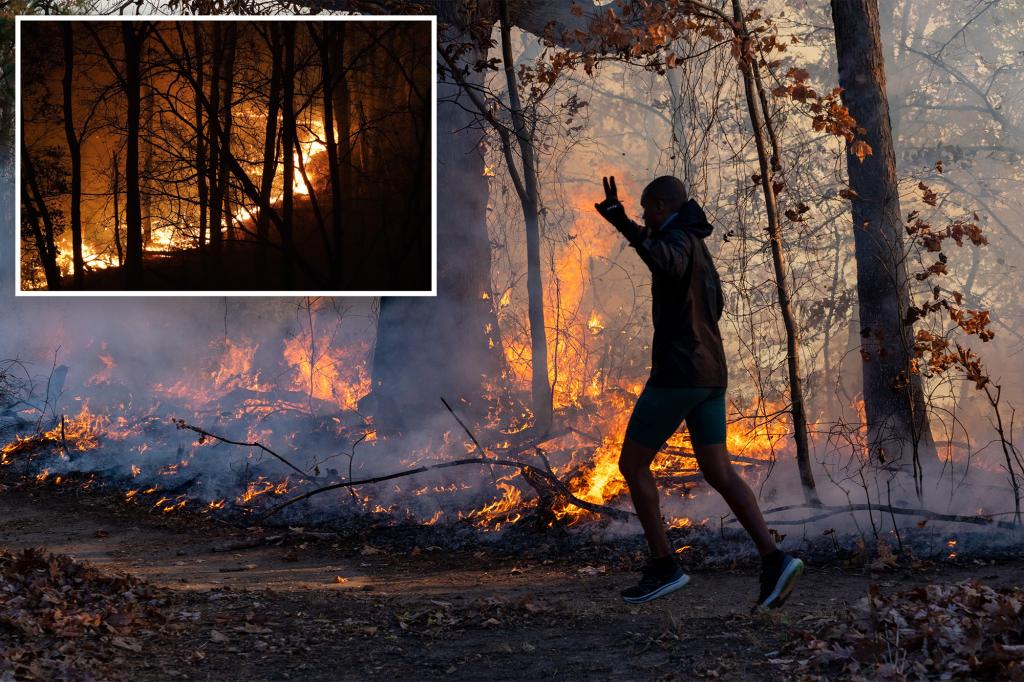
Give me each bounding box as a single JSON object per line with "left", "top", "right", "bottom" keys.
{"left": 830, "top": 0, "right": 939, "bottom": 491}
{"left": 280, "top": 22, "right": 296, "bottom": 287}
{"left": 21, "top": 135, "right": 62, "bottom": 290}
{"left": 316, "top": 23, "right": 344, "bottom": 287}
{"left": 256, "top": 23, "right": 282, "bottom": 273}
{"left": 121, "top": 23, "right": 145, "bottom": 288}
{"left": 731, "top": 0, "right": 819, "bottom": 502}
{"left": 193, "top": 23, "right": 207, "bottom": 255}
{"left": 498, "top": 0, "right": 552, "bottom": 432}
{"left": 62, "top": 23, "right": 83, "bottom": 288}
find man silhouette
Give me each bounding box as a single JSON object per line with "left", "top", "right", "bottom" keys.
{"left": 595, "top": 175, "right": 803, "bottom": 607}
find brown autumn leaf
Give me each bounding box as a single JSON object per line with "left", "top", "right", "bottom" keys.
{"left": 850, "top": 139, "right": 872, "bottom": 162}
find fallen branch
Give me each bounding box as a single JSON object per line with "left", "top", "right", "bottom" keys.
{"left": 753, "top": 503, "right": 1018, "bottom": 530}
{"left": 173, "top": 419, "right": 310, "bottom": 479}
{"left": 256, "top": 455, "right": 633, "bottom": 524}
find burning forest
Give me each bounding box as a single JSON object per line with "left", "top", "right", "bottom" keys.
{"left": 2, "top": 1, "right": 1024, "bottom": 680}
{"left": 18, "top": 18, "right": 432, "bottom": 292}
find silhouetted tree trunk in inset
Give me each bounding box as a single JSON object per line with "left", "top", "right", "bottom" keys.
{"left": 280, "top": 22, "right": 296, "bottom": 287}
{"left": 257, "top": 24, "right": 282, "bottom": 274}
{"left": 330, "top": 26, "right": 356, "bottom": 283}
{"left": 830, "top": 0, "right": 939, "bottom": 494}
{"left": 122, "top": 23, "right": 144, "bottom": 288}
{"left": 206, "top": 25, "right": 225, "bottom": 274}
{"left": 62, "top": 23, "right": 83, "bottom": 289}
{"left": 315, "top": 23, "right": 344, "bottom": 287}
{"left": 217, "top": 24, "right": 236, "bottom": 266}
{"left": 112, "top": 152, "right": 123, "bottom": 267}
{"left": 141, "top": 47, "right": 154, "bottom": 248}
{"left": 194, "top": 23, "right": 207, "bottom": 254}
{"left": 21, "top": 137, "right": 61, "bottom": 290}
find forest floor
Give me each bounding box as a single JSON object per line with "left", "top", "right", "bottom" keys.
{"left": 1, "top": 480, "right": 1022, "bottom": 681}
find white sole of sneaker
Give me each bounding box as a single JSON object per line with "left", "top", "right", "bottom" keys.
{"left": 622, "top": 573, "right": 691, "bottom": 604}
{"left": 760, "top": 558, "right": 804, "bottom": 609}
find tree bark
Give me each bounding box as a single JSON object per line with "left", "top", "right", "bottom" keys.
{"left": 257, "top": 24, "right": 282, "bottom": 273}
{"left": 280, "top": 22, "right": 296, "bottom": 287}
{"left": 62, "top": 24, "right": 83, "bottom": 289}
{"left": 141, "top": 45, "right": 154, "bottom": 248}
{"left": 193, "top": 23, "right": 207, "bottom": 254}
{"left": 206, "top": 25, "right": 222, "bottom": 266}
{"left": 112, "top": 152, "right": 123, "bottom": 267}
{"left": 732, "top": 0, "right": 819, "bottom": 504}
{"left": 218, "top": 25, "right": 237, "bottom": 258}
{"left": 830, "top": 0, "right": 939, "bottom": 492}
{"left": 122, "top": 24, "right": 144, "bottom": 288}
{"left": 318, "top": 23, "right": 344, "bottom": 287}
{"left": 499, "top": 0, "right": 552, "bottom": 432}
{"left": 21, "top": 140, "right": 62, "bottom": 290}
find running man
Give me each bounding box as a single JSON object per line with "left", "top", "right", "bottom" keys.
{"left": 594, "top": 175, "right": 803, "bottom": 607}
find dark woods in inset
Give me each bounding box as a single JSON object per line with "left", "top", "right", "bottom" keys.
{"left": 19, "top": 20, "right": 431, "bottom": 291}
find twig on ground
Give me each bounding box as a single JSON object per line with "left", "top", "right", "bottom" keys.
{"left": 255, "top": 455, "right": 633, "bottom": 524}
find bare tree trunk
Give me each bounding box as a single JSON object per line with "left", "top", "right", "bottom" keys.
{"left": 112, "top": 152, "right": 123, "bottom": 267}
{"left": 206, "top": 25, "right": 222, "bottom": 268}
{"left": 141, "top": 46, "right": 154, "bottom": 248}
{"left": 21, "top": 138, "right": 62, "bottom": 289}
{"left": 732, "top": 0, "right": 819, "bottom": 504}
{"left": 499, "top": 0, "right": 552, "bottom": 432}
{"left": 257, "top": 24, "right": 282, "bottom": 273}
{"left": 209, "top": 24, "right": 235, "bottom": 275}
{"left": 122, "top": 24, "right": 144, "bottom": 288}
{"left": 318, "top": 24, "right": 344, "bottom": 287}
{"left": 62, "top": 24, "right": 83, "bottom": 289}
{"left": 281, "top": 22, "right": 296, "bottom": 287}
{"left": 193, "top": 23, "right": 207, "bottom": 253}
{"left": 830, "top": 0, "right": 939, "bottom": 496}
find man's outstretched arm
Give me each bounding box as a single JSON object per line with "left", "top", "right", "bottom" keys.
{"left": 595, "top": 176, "right": 694, "bottom": 279}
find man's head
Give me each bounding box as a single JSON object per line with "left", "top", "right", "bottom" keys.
{"left": 640, "top": 176, "right": 688, "bottom": 229}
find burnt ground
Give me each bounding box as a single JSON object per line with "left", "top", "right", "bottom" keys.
{"left": 1, "top": 481, "right": 1022, "bottom": 681}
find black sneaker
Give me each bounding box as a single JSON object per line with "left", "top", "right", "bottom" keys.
{"left": 756, "top": 552, "right": 804, "bottom": 610}
{"left": 621, "top": 559, "right": 690, "bottom": 604}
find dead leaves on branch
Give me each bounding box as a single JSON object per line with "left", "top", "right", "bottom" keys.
{"left": 771, "top": 67, "right": 871, "bottom": 158}
{"left": 786, "top": 579, "right": 1024, "bottom": 680}
{"left": 900, "top": 182, "right": 994, "bottom": 388}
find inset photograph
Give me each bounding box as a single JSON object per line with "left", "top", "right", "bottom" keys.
{"left": 17, "top": 17, "right": 434, "bottom": 294}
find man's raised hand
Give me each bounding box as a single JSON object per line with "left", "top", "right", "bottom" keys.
{"left": 595, "top": 175, "right": 627, "bottom": 226}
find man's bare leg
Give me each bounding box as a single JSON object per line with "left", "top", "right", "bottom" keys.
{"left": 692, "top": 442, "right": 776, "bottom": 556}
{"left": 618, "top": 438, "right": 672, "bottom": 558}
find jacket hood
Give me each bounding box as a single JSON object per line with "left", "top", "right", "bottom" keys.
{"left": 667, "top": 198, "right": 713, "bottom": 239}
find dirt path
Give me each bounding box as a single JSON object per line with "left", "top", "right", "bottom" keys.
{"left": 1, "top": 485, "right": 1020, "bottom": 681}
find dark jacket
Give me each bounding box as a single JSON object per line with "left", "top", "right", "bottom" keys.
{"left": 615, "top": 199, "right": 728, "bottom": 387}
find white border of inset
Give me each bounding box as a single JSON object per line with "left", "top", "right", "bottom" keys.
{"left": 15, "top": 14, "right": 437, "bottom": 297}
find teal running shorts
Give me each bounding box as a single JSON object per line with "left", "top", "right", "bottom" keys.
{"left": 624, "top": 385, "right": 727, "bottom": 449}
